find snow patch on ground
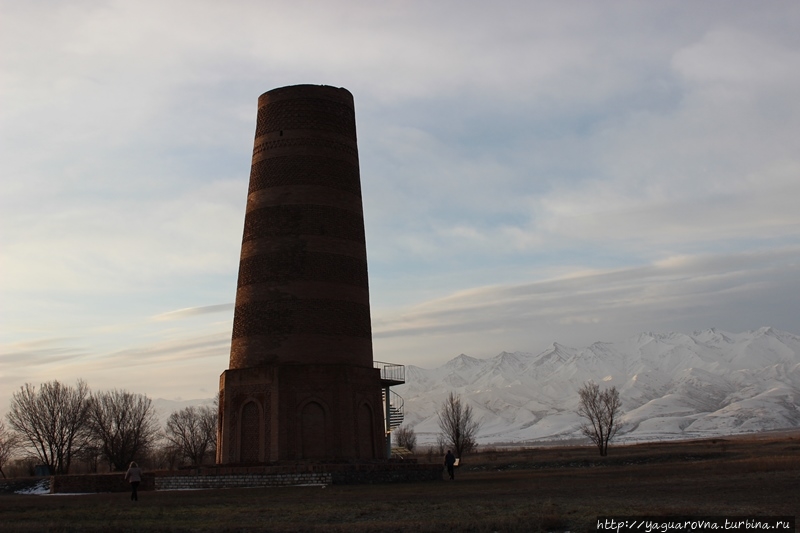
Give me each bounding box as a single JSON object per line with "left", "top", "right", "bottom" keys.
{"left": 15, "top": 480, "right": 49, "bottom": 495}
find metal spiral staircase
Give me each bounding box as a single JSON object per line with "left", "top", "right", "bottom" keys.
{"left": 382, "top": 389, "right": 404, "bottom": 430}
{"left": 374, "top": 361, "right": 405, "bottom": 457}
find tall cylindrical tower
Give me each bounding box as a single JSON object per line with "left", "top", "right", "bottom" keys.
{"left": 230, "top": 85, "right": 373, "bottom": 369}
{"left": 218, "top": 85, "right": 385, "bottom": 464}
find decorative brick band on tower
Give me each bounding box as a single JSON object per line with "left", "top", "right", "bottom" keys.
{"left": 218, "top": 85, "right": 386, "bottom": 464}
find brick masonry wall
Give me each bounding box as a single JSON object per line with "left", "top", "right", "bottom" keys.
{"left": 220, "top": 84, "right": 383, "bottom": 465}
{"left": 228, "top": 84, "right": 373, "bottom": 372}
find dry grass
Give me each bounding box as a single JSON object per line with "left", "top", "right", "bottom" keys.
{"left": 1, "top": 432, "right": 799, "bottom": 532}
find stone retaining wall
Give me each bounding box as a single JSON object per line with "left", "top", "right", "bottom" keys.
{"left": 36, "top": 462, "right": 442, "bottom": 493}
{"left": 154, "top": 462, "right": 441, "bottom": 490}
{"left": 156, "top": 472, "right": 331, "bottom": 490}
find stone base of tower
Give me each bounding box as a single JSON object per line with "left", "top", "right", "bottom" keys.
{"left": 217, "top": 364, "right": 387, "bottom": 464}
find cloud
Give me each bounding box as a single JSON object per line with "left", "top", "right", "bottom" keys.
{"left": 0, "top": 339, "right": 91, "bottom": 366}
{"left": 0, "top": 331, "right": 231, "bottom": 412}
{"left": 152, "top": 303, "right": 235, "bottom": 321}
{"left": 372, "top": 246, "right": 800, "bottom": 363}
{"left": 1, "top": 180, "right": 245, "bottom": 293}
{"left": 101, "top": 332, "right": 230, "bottom": 367}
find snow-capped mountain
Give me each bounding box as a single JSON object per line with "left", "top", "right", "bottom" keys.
{"left": 394, "top": 327, "right": 800, "bottom": 445}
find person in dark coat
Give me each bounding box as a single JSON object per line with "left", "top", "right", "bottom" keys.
{"left": 444, "top": 449, "right": 456, "bottom": 480}
{"left": 124, "top": 461, "right": 143, "bottom": 501}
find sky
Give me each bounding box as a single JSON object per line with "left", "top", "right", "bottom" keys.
{"left": 2, "top": 1, "right": 800, "bottom": 410}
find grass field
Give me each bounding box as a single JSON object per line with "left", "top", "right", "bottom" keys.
{"left": 1, "top": 432, "right": 798, "bottom": 532}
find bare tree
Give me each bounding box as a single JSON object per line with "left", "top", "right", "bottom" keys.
{"left": 88, "top": 389, "right": 160, "bottom": 471}
{"left": 437, "top": 392, "right": 480, "bottom": 459}
{"left": 0, "top": 420, "right": 20, "bottom": 478}
{"left": 150, "top": 440, "right": 183, "bottom": 471}
{"left": 394, "top": 425, "right": 417, "bottom": 452}
{"left": 164, "top": 406, "right": 217, "bottom": 466}
{"left": 435, "top": 434, "right": 447, "bottom": 456}
{"left": 6, "top": 380, "right": 92, "bottom": 474}
{"left": 577, "top": 381, "right": 622, "bottom": 456}
{"left": 76, "top": 442, "right": 103, "bottom": 474}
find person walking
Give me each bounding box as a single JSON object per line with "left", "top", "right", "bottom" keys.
{"left": 444, "top": 449, "right": 456, "bottom": 480}
{"left": 124, "top": 461, "right": 143, "bottom": 501}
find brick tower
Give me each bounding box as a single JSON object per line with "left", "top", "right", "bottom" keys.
{"left": 217, "top": 85, "right": 386, "bottom": 463}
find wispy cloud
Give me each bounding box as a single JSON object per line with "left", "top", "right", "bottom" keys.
{"left": 0, "top": 339, "right": 91, "bottom": 366}
{"left": 0, "top": 332, "right": 231, "bottom": 410}
{"left": 152, "top": 303, "right": 234, "bottom": 322}
{"left": 372, "top": 246, "right": 800, "bottom": 365}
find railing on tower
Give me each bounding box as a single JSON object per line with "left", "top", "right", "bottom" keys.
{"left": 374, "top": 361, "right": 405, "bottom": 385}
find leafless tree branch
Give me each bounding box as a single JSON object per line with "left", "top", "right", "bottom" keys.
{"left": 164, "top": 406, "right": 217, "bottom": 466}
{"left": 88, "top": 389, "right": 160, "bottom": 471}
{"left": 6, "top": 380, "right": 91, "bottom": 474}
{"left": 437, "top": 392, "right": 480, "bottom": 459}
{"left": 577, "top": 381, "right": 622, "bottom": 456}
{"left": 394, "top": 425, "right": 417, "bottom": 452}
{"left": 0, "top": 420, "right": 20, "bottom": 478}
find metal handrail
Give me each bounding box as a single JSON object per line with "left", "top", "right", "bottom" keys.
{"left": 374, "top": 361, "right": 405, "bottom": 383}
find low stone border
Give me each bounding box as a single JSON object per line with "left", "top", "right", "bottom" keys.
{"left": 157, "top": 471, "right": 331, "bottom": 490}
{"left": 25, "top": 461, "right": 442, "bottom": 494}
{"left": 156, "top": 462, "right": 442, "bottom": 490}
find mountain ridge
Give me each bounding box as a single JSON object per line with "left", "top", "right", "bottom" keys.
{"left": 395, "top": 327, "right": 800, "bottom": 445}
